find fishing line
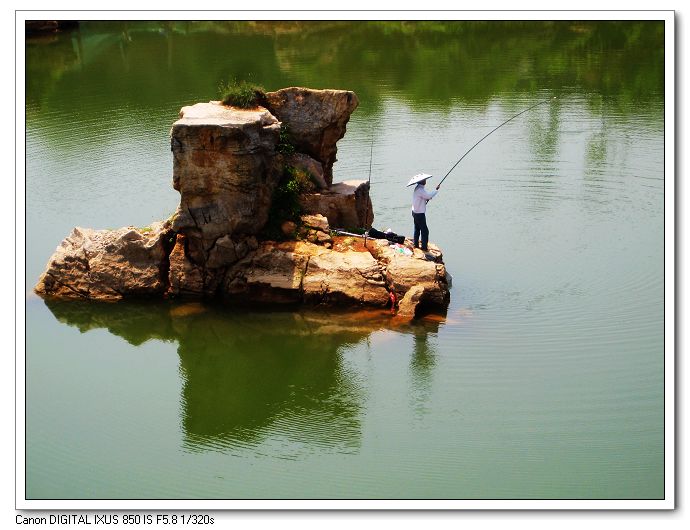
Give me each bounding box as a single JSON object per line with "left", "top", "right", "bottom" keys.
{"left": 438, "top": 97, "right": 556, "bottom": 187}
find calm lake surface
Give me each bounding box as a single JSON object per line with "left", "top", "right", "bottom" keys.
{"left": 25, "top": 21, "right": 665, "bottom": 500}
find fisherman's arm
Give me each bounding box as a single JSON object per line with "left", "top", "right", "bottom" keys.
{"left": 420, "top": 188, "right": 439, "bottom": 200}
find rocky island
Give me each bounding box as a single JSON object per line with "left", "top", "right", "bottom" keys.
{"left": 35, "top": 87, "right": 451, "bottom": 319}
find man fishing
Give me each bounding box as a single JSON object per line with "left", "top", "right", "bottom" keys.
{"left": 407, "top": 173, "right": 440, "bottom": 252}
{"left": 402, "top": 99, "right": 555, "bottom": 251}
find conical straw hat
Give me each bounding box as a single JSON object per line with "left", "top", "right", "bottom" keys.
{"left": 406, "top": 173, "right": 433, "bottom": 187}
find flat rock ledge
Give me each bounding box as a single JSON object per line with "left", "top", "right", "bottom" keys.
{"left": 35, "top": 87, "right": 451, "bottom": 319}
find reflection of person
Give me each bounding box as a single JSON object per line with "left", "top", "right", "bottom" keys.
{"left": 411, "top": 178, "right": 440, "bottom": 251}
{"left": 409, "top": 327, "right": 437, "bottom": 418}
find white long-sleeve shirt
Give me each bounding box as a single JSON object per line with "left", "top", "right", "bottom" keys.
{"left": 411, "top": 184, "right": 438, "bottom": 214}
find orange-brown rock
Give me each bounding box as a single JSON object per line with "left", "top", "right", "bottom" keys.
{"left": 167, "top": 233, "right": 205, "bottom": 297}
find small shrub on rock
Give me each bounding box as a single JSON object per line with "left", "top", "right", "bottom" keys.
{"left": 277, "top": 123, "right": 296, "bottom": 155}
{"left": 285, "top": 165, "right": 316, "bottom": 193}
{"left": 261, "top": 166, "right": 314, "bottom": 240}
{"left": 218, "top": 79, "right": 265, "bottom": 108}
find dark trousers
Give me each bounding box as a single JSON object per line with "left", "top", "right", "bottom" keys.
{"left": 412, "top": 212, "right": 429, "bottom": 250}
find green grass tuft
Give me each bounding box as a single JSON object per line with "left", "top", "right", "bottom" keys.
{"left": 218, "top": 79, "right": 265, "bottom": 108}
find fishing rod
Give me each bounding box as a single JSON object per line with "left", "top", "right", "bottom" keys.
{"left": 437, "top": 97, "right": 556, "bottom": 188}
{"left": 363, "top": 133, "right": 374, "bottom": 246}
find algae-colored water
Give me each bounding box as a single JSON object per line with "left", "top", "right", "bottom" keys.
{"left": 25, "top": 21, "right": 665, "bottom": 500}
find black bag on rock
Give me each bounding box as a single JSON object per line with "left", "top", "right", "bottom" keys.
{"left": 368, "top": 227, "right": 405, "bottom": 244}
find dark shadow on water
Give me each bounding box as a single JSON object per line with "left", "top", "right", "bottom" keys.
{"left": 42, "top": 298, "right": 444, "bottom": 456}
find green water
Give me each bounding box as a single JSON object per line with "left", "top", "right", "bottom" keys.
{"left": 25, "top": 21, "right": 665, "bottom": 500}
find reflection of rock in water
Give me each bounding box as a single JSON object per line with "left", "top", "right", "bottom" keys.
{"left": 44, "top": 298, "right": 177, "bottom": 346}
{"left": 43, "top": 299, "right": 442, "bottom": 455}
{"left": 175, "top": 310, "right": 368, "bottom": 454}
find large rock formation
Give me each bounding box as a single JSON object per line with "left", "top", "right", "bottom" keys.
{"left": 35, "top": 87, "right": 451, "bottom": 319}
{"left": 263, "top": 88, "right": 359, "bottom": 185}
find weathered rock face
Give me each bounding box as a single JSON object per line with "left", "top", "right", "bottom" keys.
{"left": 264, "top": 87, "right": 359, "bottom": 185}
{"left": 368, "top": 239, "right": 451, "bottom": 316}
{"left": 224, "top": 241, "right": 312, "bottom": 304}
{"left": 35, "top": 87, "right": 451, "bottom": 319}
{"left": 167, "top": 233, "right": 205, "bottom": 297}
{"left": 35, "top": 221, "right": 175, "bottom": 301}
{"left": 300, "top": 180, "right": 374, "bottom": 229}
{"left": 302, "top": 248, "right": 389, "bottom": 305}
{"left": 224, "top": 240, "right": 390, "bottom": 307}
{"left": 170, "top": 102, "right": 282, "bottom": 241}
{"left": 396, "top": 285, "right": 427, "bottom": 319}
